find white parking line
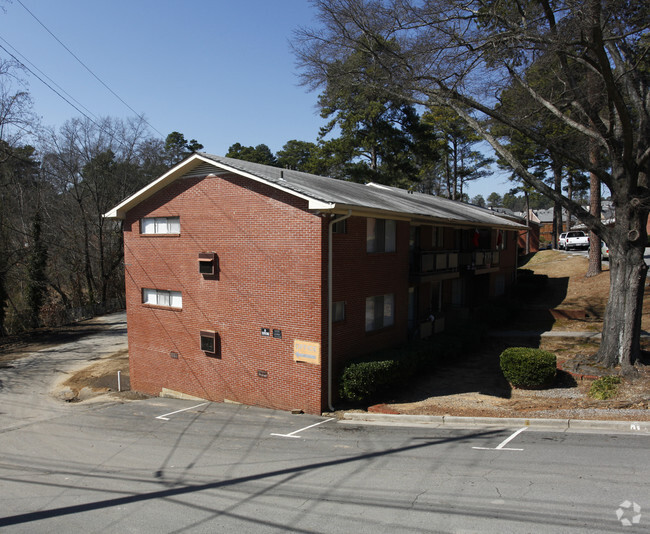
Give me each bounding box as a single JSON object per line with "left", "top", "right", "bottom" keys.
{"left": 156, "top": 402, "right": 209, "bottom": 421}
{"left": 472, "top": 427, "right": 528, "bottom": 451}
{"left": 271, "top": 417, "right": 336, "bottom": 438}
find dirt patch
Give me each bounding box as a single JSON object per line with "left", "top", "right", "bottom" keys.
{"left": 378, "top": 251, "right": 650, "bottom": 421}
{"left": 52, "top": 348, "right": 146, "bottom": 403}
{"left": 59, "top": 348, "right": 128, "bottom": 397}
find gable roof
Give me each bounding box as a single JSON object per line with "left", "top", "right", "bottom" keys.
{"left": 105, "top": 153, "right": 525, "bottom": 230}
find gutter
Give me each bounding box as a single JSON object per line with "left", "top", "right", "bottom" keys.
{"left": 327, "top": 210, "right": 352, "bottom": 413}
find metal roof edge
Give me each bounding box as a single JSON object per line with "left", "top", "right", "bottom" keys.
{"left": 196, "top": 154, "right": 335, "bottom": 209}
{"left": 104, "top": 154, "right": 335, "bottom": 219}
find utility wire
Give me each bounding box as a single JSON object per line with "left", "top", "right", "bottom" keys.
{"left": 0, "top": 42, "right": 149, "bottom": 155}
{"left": 0, "top": 42, "right": 104, "bottom": 131}
{"left": 0, "top": 35, "right": 100, "bottom": 123}
{"left": 15, "top": 0, "right": 165, "bottom": 138}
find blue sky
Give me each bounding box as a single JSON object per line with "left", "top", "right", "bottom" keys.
{"left": 1, "top": 0, "right": 511, "bottom": 198}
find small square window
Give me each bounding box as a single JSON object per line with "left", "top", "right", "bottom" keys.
{"left": 198, "top": 252, "right": 218, "bottom": 276}
{"left": 200, "top": 331, "right": 216, "bottom": 353}
{"left": 199, "top": 261, "right": 213, "bottom": 274}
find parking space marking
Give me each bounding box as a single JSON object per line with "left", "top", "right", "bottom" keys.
{"left": 156, "top": 402, "right": 209, "bottom": 421}
{"left": 472, "top": 427, "right": 528, "bottom": 451}
{"left": 271, "top": 417, "right": 336, "bottom": 438}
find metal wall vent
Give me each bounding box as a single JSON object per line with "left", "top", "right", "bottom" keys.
{"left": 182, "top": 162, "right": 226, "bottom": 178}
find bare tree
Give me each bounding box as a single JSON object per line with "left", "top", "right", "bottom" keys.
{"left": 0, "top": 58, "right": 40, "bottom": 333}
{"left": 294, "top": 0, "right": 650, "bottom": 372}
{"left": 39, "top": 116, "right": 160, "bottom": 308}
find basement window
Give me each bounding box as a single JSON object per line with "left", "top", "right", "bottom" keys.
{"left": 198, "top": 252, "right": 218, "bottom": 276}
{"left": 200, "top": 331, "right": 217, "bottom": 354}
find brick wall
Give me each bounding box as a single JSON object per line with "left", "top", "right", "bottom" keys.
{"left": 122, "top": 170, "right": 518, "bottom": 413}
{"left": 328, "top": 216, "right": 411, "bottom": 393}
{"left": 123, "top": 173, "right": 324, "bottom": 414}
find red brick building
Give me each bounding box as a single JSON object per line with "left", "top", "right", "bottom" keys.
{"left": 106, "top": 154, "right": 523, "bottom": 414}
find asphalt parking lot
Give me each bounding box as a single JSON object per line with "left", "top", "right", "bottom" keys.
{"left": 1, "top": 312, "right": 649, "bottom": 532}
{"left": 0, "top": 395, "right": 649, "bottom": 533}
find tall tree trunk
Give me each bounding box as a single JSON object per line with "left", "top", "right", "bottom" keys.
{"left": 444, "top": 152, "right": 451, "bottom": 199}
{"left": 597, "top": 239, "right": 646, "bottom": 374}
{"left": 586, "top": 145, "right": 601, "bottom": 277}
{"left": 597, "top": 181, "right": 648, "bottom": 373}
{"left": 567, "top": 176, "right": 573, "bottom": 230}
{"left": 552, "top": 161, "right": 563, "bottom": 250}
{"left": 524, "top": 189, "right": 530, "bottom": 254}
{"left": 452, "top": 138, "right": 458, "bottom": 200}
{"left": 370, "top": 145, "right": 378, "bottom": 171}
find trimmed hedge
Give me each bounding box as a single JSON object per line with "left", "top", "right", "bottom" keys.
{"left": 499, "top": 347, "right": 557, "bottom": 388}
{"left": 339, "top": 328, "right": 488, "bottom": 404}
{"left": 339, "top": 358, "right": 403, "bottom": 403}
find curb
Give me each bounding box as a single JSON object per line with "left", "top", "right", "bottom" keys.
{"left": 341, "top": 412, "right": 650, "bottom": 434}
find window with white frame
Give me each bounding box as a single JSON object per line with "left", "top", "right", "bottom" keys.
{"left": 365, "top": 294, "right": 395, "bottom": 332}
{"left": 367, "top": 218, "right": 396, "bottom": 253}
{"left": 140, "top": 216, "right": 180, "bottom": 235}
{"left": 332, "top": 301, "right": 346, "bottom": 322}
{"left": 142, "top": 288, "right": 182, "bottom": 308}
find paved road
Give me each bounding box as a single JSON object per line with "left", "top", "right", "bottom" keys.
{"left": 0, "top": 399, "right": 648, "bottom": 533}
{"left": 0, "top": 312, "right": 127, "bottom": 432}
{"left": 0, "top": 313, "right": 649, "bottom": 533}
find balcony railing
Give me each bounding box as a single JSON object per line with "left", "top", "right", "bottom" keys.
{"left": 413, "top": 251, "right": 459, "bottom": 275}
{"left": 459, "top": 250, "right": 500, "bottom": 270}
{"left": 412, "top": 249, "right": 500, "bottom": 276}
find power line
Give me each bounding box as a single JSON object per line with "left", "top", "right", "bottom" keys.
{"left": 0, "top": 42, "right": 148, "bottom": 155}
{"left": 0, "top": 42, "right": 104, "bottom": 131}
{"left": 0, "top": 35, "right": 100, "bottom": 124}
{"left": 15, "top": 0, "right": 165, "bottom": 138}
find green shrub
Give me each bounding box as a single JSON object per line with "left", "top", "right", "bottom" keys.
{"left": 339, "top": 359, "right": 402, "bottom": 403}
{"left": 499, "top": 347, "right": 557, "bottom": 388}
{"left": 588, "top": 376, "right": 622, "bottom": 400}
{"left": 338, "top": 318, "right": 492, "bottom": 404}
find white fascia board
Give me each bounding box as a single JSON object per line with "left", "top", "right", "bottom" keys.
{"left": 104, "top": 154, "right": 335, "bottom": 219}
{"left": 103, "top": 156, "right": 201, "bottom": 219}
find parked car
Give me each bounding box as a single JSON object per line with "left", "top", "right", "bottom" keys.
{"left": 558, "top": 232, "right": 567, "bottom": 249}
{"left": 562, "top": 231, "right": 590, "bottom": 251}
{"left": 601, "top": 241, "right": 609, "bottom": 260}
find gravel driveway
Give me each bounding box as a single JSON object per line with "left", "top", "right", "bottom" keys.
{"left": 0, "top": 312, "right": 127, "bottom": 432}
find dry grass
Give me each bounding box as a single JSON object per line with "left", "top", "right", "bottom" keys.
{"left": 384, "top": 251, "right": 650, "bottom": 420}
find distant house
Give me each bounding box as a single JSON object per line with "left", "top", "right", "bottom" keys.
{"left": 105, "top": 154, "right": 524, "bottom": 414}
{"left": 490, "top": 207, "right": 540, "bottom": 253}
{"left": 532, "top": 208, "right": 564, "bottom": 246}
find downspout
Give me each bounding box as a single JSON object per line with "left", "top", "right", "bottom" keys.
{"left": 327, "top": 210, "right": 352, "bottom": 413}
